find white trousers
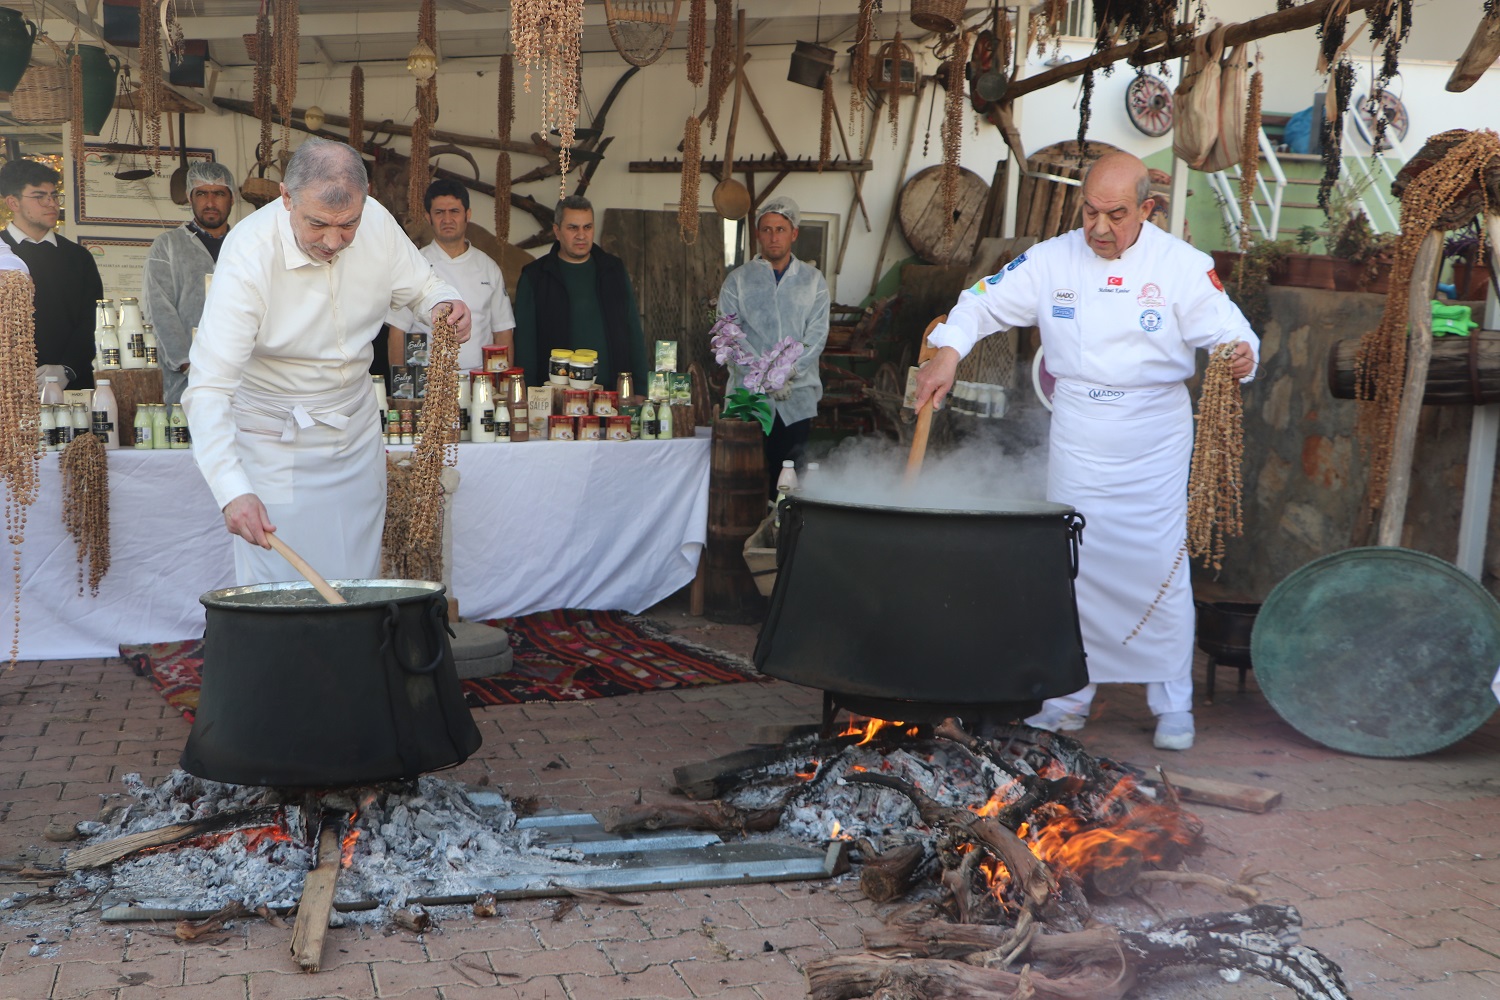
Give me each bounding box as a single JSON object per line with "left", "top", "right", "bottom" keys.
{"left": 1045, "top": 677, "right": 1194, "bottom": 717}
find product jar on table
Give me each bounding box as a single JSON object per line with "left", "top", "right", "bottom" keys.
{"left": 549, "top": 350, "right": 574, "bottom": 386}
{"left": 548, "top": 415, "right": 576, "bottom": 441}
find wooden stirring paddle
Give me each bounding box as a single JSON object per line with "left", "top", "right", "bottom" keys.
{"left": 903, "top": 316, "right": 945, "bottom": 486}
{"left": 267, "top": 535, "right": 348, "bottom": 605}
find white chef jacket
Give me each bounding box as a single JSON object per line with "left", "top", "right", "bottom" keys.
{"left": 387, "top": 240, "right": 515, "bottom": 372}
{"left": 184, "top": 196, "right": 458, "bottom": 510}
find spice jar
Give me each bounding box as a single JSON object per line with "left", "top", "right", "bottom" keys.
{"left": 548, "top": 415, "right": 575, "bottom": 441}
{"left": 562, "top": 388, "right": 592, "bottom": 417}
{"left": 568, "top": 350, "right": 598, "bottom": 389}
{"left": 548, "top": 349, "right": 574, "bottom": 386}
{"left": 592, "top": 390, "right": 619, "bottom": 417}
{"left": 501, "top": 368, "right": 527, "bottom": 406}
{"left": 482, "top": 345, "right": 511, "bottom": 374}
{"left": 607, "top": 415, "right": 633, "bottom": 441}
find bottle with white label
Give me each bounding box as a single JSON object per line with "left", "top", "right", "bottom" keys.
{"left": 456, "top": 373, "right": 472, "bottom": 441}
{"left": 495, "top": 398, "right": 512, "bottom": 443}
{"left": 54, "top": 403, "right": 73, "bottom": 447}
{"left": 141, "top": 325, "right": 159, "bottom": 368}
{"left": 38, "top": 405, "right": 54, "bottom": 453}
{"left": 773, "top": 460, "right": 798, "bottom": 529}
{"left": 640, "top": 399, "right": 658, "bottom": 440}
{"left": 167, "top": 404, "right": 190, "bottom": 448}
{"left": 150, "top": 404, "right": 169, "bottom": 449}
{"left": 97, "top": 324, "right": 122, "bottom": 371}
{"left": 91, "top": 380, "right": 119, "bottom": 449}
{"left": 117, "top": 297, "right": 146, "bottom": 370}
{"left": 469, "top": 373, "right": 496, "bottom": 443}
{"left": 658, "top": 400, "right": 674, "bottom": 440}
{"left": 70, "top": 402, "right": 89, "bottom": 444}
{"left": 133, "top": 405, "right": 153, "bottom": 448}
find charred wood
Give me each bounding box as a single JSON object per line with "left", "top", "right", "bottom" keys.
{"left": 290, "top": 811, "right": 347, "bottom": 972}
{"left": 858, "top": 842, "right": 926, "bottom": 903}
{"left": 63, "top": 807, "right": 283, "bottom": 872}
{"left": 806, "top": 952, "right": 1135, "bottom": 1000}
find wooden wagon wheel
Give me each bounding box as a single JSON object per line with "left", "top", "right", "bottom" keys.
{"left": 897, "top": 165, "right": 990, "bottom": 267}
{"left": 604, "top": 0, "right": 683, "bottom": 67}
{"left": 1125, "top": 73, "right": 1174, "bottom": 138}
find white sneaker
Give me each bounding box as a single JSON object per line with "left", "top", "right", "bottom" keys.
{"left": 1026, "top": 705, "right": 1087, "bottom": 732}
{"left": 1154, "top": 711, "right": 1195, "bottom": 751}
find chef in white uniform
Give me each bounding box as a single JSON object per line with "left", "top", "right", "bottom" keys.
{"left": 914, "top": 151, "right": 1258, "bottom": 751}
{"left": 184, "top": 138, "right": 471, "bottom": 586}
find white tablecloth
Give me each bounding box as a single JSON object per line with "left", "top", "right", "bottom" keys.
{"left": 6, "top": 431, "right": 711, "bottom": 661}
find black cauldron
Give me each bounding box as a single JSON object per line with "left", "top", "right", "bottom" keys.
{"left": 181, "top": 580, "right": 482, "bottom": 787}
{"left": 754, "top": 493, "right": 1089, "bottom": 727}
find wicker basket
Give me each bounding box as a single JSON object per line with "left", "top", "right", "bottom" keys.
{"left": 9, "top": 37, "right": 69, "bottom": 126}
{"left": 911, "top": 0, "right": 964, "bottom": 33}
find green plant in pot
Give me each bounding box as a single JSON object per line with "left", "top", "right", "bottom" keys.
{"left": 1327, "top": 211, "right": 1397, "bottom": 291}
{"left": 1223, "top": 239, "right": 1295, "bottom": 332}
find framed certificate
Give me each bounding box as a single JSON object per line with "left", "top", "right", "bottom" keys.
{"left": 80, "top": 235, "right": 156, "bottom": 303}
{"left": 74, "top": 144, "right": 217, "bottom": 227}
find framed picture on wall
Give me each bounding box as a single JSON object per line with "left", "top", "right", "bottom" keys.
{"left": 79, "top": 236, "right": 155, "bottom": 304}
{"left": 74, "top": 144, "right": 217, "bottom": 227}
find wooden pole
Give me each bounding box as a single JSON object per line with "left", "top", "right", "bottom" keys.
{"left": 1377, "top": 230, "right": 1444, "bottom": 547}
{"left": 290, "top": 814, "right": 348, "bottom": 972}
{"left": 903, "top": 318, "right": 944, "bottom": 486}
{"left": 867, "top": 75, "right": 931, "bottom": 300}
{"left": 835, "top": 92, "right": 886, "bottom": 276}
{"left": 1447, "top": 7, "right": 1500, "bottom": 93}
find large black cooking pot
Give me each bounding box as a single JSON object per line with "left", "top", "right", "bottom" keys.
{"left": 181, "top": 579, "right": 482, "bottom": 787}
{"left": 754, "top": 493, "right": 1089, "bottom": 723}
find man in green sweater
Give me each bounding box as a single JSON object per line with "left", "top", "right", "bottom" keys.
{"left": 513, "top": 196, "right": 648, "bottom": 391}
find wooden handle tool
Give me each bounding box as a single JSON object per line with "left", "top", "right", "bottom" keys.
{"left": 903, "top": 316, "right": 946, "bottom": 486}
{"left": 267, "top": 535, "right": 348, "bottom": 605}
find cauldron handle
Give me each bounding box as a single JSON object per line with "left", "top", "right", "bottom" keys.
{"left": 1066, "top": 512, "right": 1086, "bottom": 579}
{"left": 378, "top": 600, "right": 450, "bottom": 676}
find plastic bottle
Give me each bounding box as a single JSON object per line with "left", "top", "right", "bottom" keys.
{"left": 117, "top": 297, "right": 147, "bottom": 370}
{"left": 97, "top": 324, "right": 122, "bottom": 371}
{"left": 658, "top": 400, "right": 674, "bottom": 439}
{"left": 803, "top": 462, "right": 820, "bottom": 493}
{"left": 456, "top": 373, "right": 471, "bottom": 442}
{"left": 142, "top": 325, "right": 159, "bottom": 368}
{"left": 167, "top": 403, "right": 190, "bottom": 448}
{"left": 54, "top": 403, "right": 73, "bottom": 447}
{"left": 773, "top": 460, "right": 798, "bottom": 529}
{"left": 469, "top": 373, "right": 496, "bottom": 443}
{"left": 640, "top": 399, "right": 658, "bottom": 440}
{"left": 151, "top": 404, "right": 169, "bottom": 449}
{"left": 91, "top": 380, "right": 120, "bottom": 449}
{"left": 40, "top": 375, "right": 63, "bottom": 406}
{"left": 133, "top": 405, "right": 153, "bottom": 448}
{"left": 71, "top": 403, "right": 89, "bottom": 445}
{"left": 495, "top": 397, "right": 512, "bottom": 443}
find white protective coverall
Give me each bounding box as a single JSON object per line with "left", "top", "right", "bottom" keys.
{"left": 142, "top": 223, "right": 216, "bottom": 404}
{"left": 928, "top": 222, "right": 1258, "bottom": 714}
{"left": 717, "top": 256, "right": 830, "bottom": 425}
{"left": 184, "top": 196, "right": 458, "bottom": 586}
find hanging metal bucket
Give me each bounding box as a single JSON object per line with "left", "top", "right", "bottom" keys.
{"left": 0, "top": 8, "right": 38, "bottom": 94}
{"left": 787, "top": 40, "right": 835, "bottom": 90}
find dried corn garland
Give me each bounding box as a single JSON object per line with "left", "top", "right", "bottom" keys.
{"left": 0, "top": 271, "right": 39, "bottom": 666}
{"left": 704, "top": 0, "right": 733, "bottom": 141}
{"left": 69, "top": 41, "right": 85, "bottom": 172}
{"left": 687, "top": 0, "right": 706, "bottom": 88}
{"left": 887, "top": 30, "right": 904, "bottom": 148}
{"left": 273, "top": 0, "right": 300, "bottom": 151}
{"left": 495, "top": 152, "right": 512, "bottom": 242}
{"left": 1356, "top": 128, "right": 1500, "bottom": 510}
{"left": 253, "top": 8, "right": 273, "bottom": 165}
{"left": 408, "top": 0, "right": 438, "bottom": 223}
{"left": 498, "top": 53, "right": 515, "bottom": 143}
{"left": 679, "top": 115, "right": 701, "bottom": 245}
{"left": 850, "top": 0, "right": 876, "bottom": 145}
{"left": 1187, "top": 344, "right": 1245, "bottom": 572}
{"left": 940, "top": 31, "right": 971, "bottom": 249}
{"left": 1237, "top": 69, "right": 1263, "bottom": 250}
{"left": 140, "top": 0, "right": 163, "bottom": 168}
{"left": 513, "top": 0, "right": 585, "bottom": 193}
{"left": 348, "top": 66, "right": 365, "bottom": 156}
{"left": 60, "top": 432, "right": 109, "bottom": 597}
{"left": 383, "top": 309, "right": 460, "bottom": 581}
{"left": 818, "top": 75, "right": 836, "bottom": 173}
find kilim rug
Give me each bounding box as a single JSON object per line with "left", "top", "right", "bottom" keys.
{"left": 120, "top": 609, "right": 761, "bottom": 723}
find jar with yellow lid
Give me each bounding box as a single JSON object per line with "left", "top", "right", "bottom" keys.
{"left": 568, "top": 350, "right": 598, "bottom": 390}
{"left": 548, "top": 349, "right": 574, "bottom": 386}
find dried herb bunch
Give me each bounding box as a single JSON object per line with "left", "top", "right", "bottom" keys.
{"left": 1317, "top": 59, "right": 1355, "bottom": 211}
{"left": 383, "top": 309, "right": 460, "bottom": 581}
{"left": 1091, "top": 0, "right": 1179, "bottom": 54}
{"left": 687, "top": 0, "right": 707, "bottom": 88}
{"left": 1237, "top": 69, "right": 1263, "bottom": 250}
{"left": 887, "top": 30, "right": 904, "bottom": 147}
{"left": 513, "top": 0, "right": 586, "bottom": 192}
{"left": 819, "top": 75, "right": 836, "bottom": 172}
{"left": 60, "top": 432, "right": 109, "bottom": 597}
{"left": 1077, "top": 69, "right": 1095, "bottom": 149}
{"left": 940, "top": 31, "right": 971, "bottom": 249}
{"left": 1187, "top": 344, "right": 1245, "bottom": 572}
{"left": 274, "top": 0, "right": 300, "bottom": 150}
{"left": 69, "top": 43, "right": 85, "bottom": 172}
{"left": 348, "top": 65, "right": 365, "bottom": 157}
{"left": 498, "top": 53, "right": 515, "bottom": 143}
{"left": 1355, "top": 129, "right": 1500, "bottom": 510}
{"left": 495, "top": 152, "right": 512, "bottom": 242}
{"left": 679, "top": 115, "right": 701, "bottom": 245}
{"left": 140, "top": 0, "right": 163, "bottom": 167}
{"left": 850, "top": 0, "right": 876, "bottom": 143}
{"left": 1030, "top": 0, "right": 1069, "bottom": 57}
{"left": 408, "top": 0, "right": 439, "bottom": 223}
{"left": 1366, "top": 0, "right": 1413, "bottom": 154}
{"left": 253, "top": 7, "right": 274, "bottom": 165}
{"left": 0, "top": 271, "right": 40, "bottom": 666}
{"left": 704, "top": 0, "right": 733, "bottom": 141}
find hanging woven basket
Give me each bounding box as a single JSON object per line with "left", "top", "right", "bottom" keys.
{"left": 911, "top": 0, "right": 964, "bottom": 33}
{"left": 10, "top": 35, "right": 70, "bottom": 125}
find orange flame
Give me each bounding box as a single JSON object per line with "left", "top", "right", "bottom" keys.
{"left": 969, "top": 778, "right": 1021, "bottom": 819}
{"left": 795, "top": 759, "right": 820, "bottom": 781}
{"left": 1023, "top": 801, "right": 1193, "bottom": 879}
{"left": 838, "top": 716, "right": 908, "bottom": 746}
{"left": 829, "top": 820, "right": 852, "bottom": 841}
{"left": 340, "top": 811, "right": 361, "bottom": 868}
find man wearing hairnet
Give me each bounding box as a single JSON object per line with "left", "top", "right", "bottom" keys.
{"left": 142, "top": 161, "right": 236, "bottom": 403}
{"left": 716, "top": 196, "right": 830, "bottom": 493}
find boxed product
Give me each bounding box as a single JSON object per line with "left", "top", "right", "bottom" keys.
{"left": 390, "top": 365, "right": 415, "bottom": 400}
{"left": 670, "top": 372, "right": 692, "bottom": 406}
{"left": 654, "top": 339, "right": 677, "bottom": 372}
{"left": 528, "top": 386, "right": 554, "bottom": 439}
{"left": 404, "top": 331, "right": 428, "bottom": 367}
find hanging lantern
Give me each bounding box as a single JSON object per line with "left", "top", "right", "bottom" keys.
{"left": 407, "top": 41, "right": 437, "bottom": 81}
{"left": 303, "top": 105, "right": 326, "bottom": 131}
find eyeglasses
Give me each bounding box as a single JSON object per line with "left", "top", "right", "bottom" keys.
{"left": 20, "top": 192, "right": 60, "bottom": 205}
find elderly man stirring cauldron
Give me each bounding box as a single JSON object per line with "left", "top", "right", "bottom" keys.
{"left": 184, "top": 138, "right": 470, "bottom": 586}
{"left": 914, "top": 151, "right": 1258, "bottom": 751}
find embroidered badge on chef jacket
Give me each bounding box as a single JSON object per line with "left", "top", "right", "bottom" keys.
{"left": 1053, "top": 289, "right": 1076, "bottom": 304}
{"left": 1006, "top": 253, "right": 1028, "bottom": 271}
{"left": 986, "top": 270, "right": 1005, "bottom": 284}
{"left": 1052, "top": 305, "right": 1075, "bottom": 319}
{"left": 1140, "top": 309, "right": 1163, "bottom": 332}
{"left": 1137, "top": 283, "right": 1165, "bottom": 307}
{"left": 968, "top": 280, "right": 988, "bottom": 296}
{"left": 1107, "top": 276, "right": 1123, "bottom": 286}
{"left": 1207, "top": 268, "right": 1225, "bottom": 291}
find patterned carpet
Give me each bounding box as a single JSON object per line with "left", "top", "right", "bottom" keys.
{"left": 120, "top": 609, "right": 761, "bottom": 723}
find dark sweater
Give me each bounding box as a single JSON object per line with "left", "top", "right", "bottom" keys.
{"left": 513, "top": 243, "right": 648, "bottom": 390}
{"left": 2, "top": 231, "right": 104, "bottom": 390}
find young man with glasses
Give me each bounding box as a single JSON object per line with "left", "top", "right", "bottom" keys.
{"left": 0, "top": 159, "right": 104, "bottom": 390}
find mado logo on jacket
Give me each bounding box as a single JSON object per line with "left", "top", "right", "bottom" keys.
{"left": 1136, "top": 282, "right": 1165, "bottom": 307}
{"left": 1140, "top": 309, "right": 1163, "bottom": 332}
{"left": 1052, "top": 288, "right": 1076, "bottom": 304}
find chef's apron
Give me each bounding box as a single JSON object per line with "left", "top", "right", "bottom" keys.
{"left": 229, "top": 379, "right": 383, "bottom": 586}
{"left": 1047, "top": 378, "right": 1193, "bottom": 688}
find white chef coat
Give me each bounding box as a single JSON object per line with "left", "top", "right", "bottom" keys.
{"left": 183, "top": 196, "right": 459, "bottom": 584}
{"left": 930, "top": 224, "right": 1258, "bottom": 688}
{"left": 387, "top": 241, "right": 514, "bottom": 372}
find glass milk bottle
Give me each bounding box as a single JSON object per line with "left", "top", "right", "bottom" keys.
{"left": 39, "top": 375, "right": 63, "bottom": 406}
{"left": 658, "top": 399, "right": 674, "bottom": 439}
{"left": 150, "top": 404, "right": 169, "bottom": 449}
{"left": 456, "top": 373, "right": 472, "bottom": 442}
{"left": 91, "top": 379, "right": 120, "bottom": 449}
{"left": 38, "top": 405, "right": 54, "bottom": 453}
{"left": 495, "top": 397, "right": 512, "bottom": 443}
{"left": 142, "top": 324, "right": 159, "bottom": 368}
{"left": 70, "top": 402, "right": 89, "bottom": 444}
{"left": 640, "top": 399, "right": 658, "bottom": 440}
{"left": 117, "top": 297, "right": 147, "bottom": 370}
{"left": 468, "top": 372, "right": 496, "bottom": 443}
{"left": 96, "top": 324, "right": 122, "bottom": 370}
{"left": 133, "top": 405, "right": 153, "bottom": 448}
{"left": 167, "top": 403, "right": 190, "bottom": 449}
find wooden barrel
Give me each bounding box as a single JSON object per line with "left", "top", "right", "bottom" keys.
{"left": 91, "top": 367, "right": 163, "bottom": 444}
{"left": 704, "top": 417, "right": 767, "bottom": 624}
{"left": 1327, "top": 330, "right": 1500, "bottom": 405}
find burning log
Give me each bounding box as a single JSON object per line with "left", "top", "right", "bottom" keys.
{"left": 602, "top": 800, "right": 784, "bottom": 835}
{"left": 290, "top": 812, "right": 348, "bottom": 972}
{"left": 857, "top": 841, "right": 926, "bottom": 903}
{"left": 63, "top": 807, "right": 282, "bottom": 872}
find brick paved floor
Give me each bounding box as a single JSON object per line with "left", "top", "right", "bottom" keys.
{"left": 4, "top": 594, "right": 1500, "bottom": 999}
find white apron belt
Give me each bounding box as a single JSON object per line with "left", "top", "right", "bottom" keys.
{"left": 231, "top": 378, "right": 365, "bottom": 443}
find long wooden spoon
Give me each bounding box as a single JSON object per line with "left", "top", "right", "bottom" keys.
{"left": 267, "top": 535, "right": 348, "bottom": 605}
{"left": 903, "top": 316, "right": 945, "bottom": 486}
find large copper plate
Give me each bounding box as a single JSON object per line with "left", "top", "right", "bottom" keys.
{"left": 1251, "top": 547, "right": 1500, "bottom": 757}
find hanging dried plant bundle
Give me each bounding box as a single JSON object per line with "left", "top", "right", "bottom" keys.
{"left": 1355, "top": 129, "right": 1500, "bottom": 511}
{"left": 850, "top": 0, "right": 876, "bottom": 144}
{"left": 495, "top": 152, "right": 512, "bottom": 242}
{"left": 0, "top": 271, "right": 39, "bottom": 666}
{"left": 940, "top": 31, "right": 971, "bottom": 248}
{"left": 513, "top": 0, "right": 586, "bottom": 193}
{"left": 704, "top": 0, "right": 733, "bottom": 141}
{"left": 1316, "top": 59, "right": 1355, "bottom": 211}
{"left": 139, "top": 0, "right": 164, "bottom": 168}
{"left": 1237, "top": 70, "right": 1263, "bottom": 250}
{"left": 1187, "top": 344, "right": 1245, "bottom": 572}
{"left": 348, "top": 66, "right": 365, "bottom": 156}
{"left": 1315, "top": 0, "right": 1349, "bottom": 75}
{"left": 69, "top": 42, "right": 85, "bottom": 172}
{"left": 1091, "top": 0, "right": 1179, "bottom": 54}
{"left": 819, "top": 75, "right": 836, "bottom": 173}
{"left": 1076, "top": 69, "right": 1096, "bottom": 150}
{"left": 679, "top": 115, "right": 701, "bottom": 245}
{"left": 253, "top": 8, "right": 274, "bottom": 165}
{"left": 273, "top": 0, "right": 300, "bottom": 150}
{"left": 887, "top": 30, "right": 904, "bottom": 148}
{"left": 1030, "top": 0, "right": 1069, "bottom": 57}
{"left": 60, "top": 432, "right": 110, "bottom": 597}
{"left": 687, "top": 0, "right": 707, "bottom": 88}
{"left": 408, "top": 94, "right": 432, "bottom": 224}
{"left": 383, "top": 309, "right": 461, "bottom": 581}
{"left": 1366, "top": 0, "right": 1412, "bottom": 154}
{"left": 498, "top": 53, "right": 515, "bottom": 144}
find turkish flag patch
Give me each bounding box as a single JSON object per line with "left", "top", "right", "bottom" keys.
{"left": 1208, "top": 268, "right": 1224, "bottom": 292}
{"left": 1107, "top": 276, "right": 1123, "bottom": 286}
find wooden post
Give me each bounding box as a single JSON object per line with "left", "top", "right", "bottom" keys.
{"left": 1377, "top": 230, "right": 1444, "bottom": 547}
{"left": 290, "top": 813, "right": 348, "bottom": 972}
{"left": 867, "top": 75, "right": 930, "bottom": 300}
{"left": 1448, "top": 7, "right": 1500, "bottom": 93}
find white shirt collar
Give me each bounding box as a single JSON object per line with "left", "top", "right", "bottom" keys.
{"left": 6, "top": 222, "right": 57, "bottom": 246}
{"left": 275, "top": 203, "right": 325, "bottom": 270}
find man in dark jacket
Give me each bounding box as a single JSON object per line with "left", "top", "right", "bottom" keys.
{"left": 513, "top": 196, "right": 648, "bottom": 391}
{"left": 1, "top": 159, "right": 104, "bottom": 390}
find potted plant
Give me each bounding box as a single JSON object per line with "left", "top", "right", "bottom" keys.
{"left": 1443, "top": 219, "right": 1494, "bottom": 300}
{"left": 1326, "top": 212, "right": 1397, "bottom": 294}
{"left": 1218, "top": 239, "right": 1295, "bottom": 331}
